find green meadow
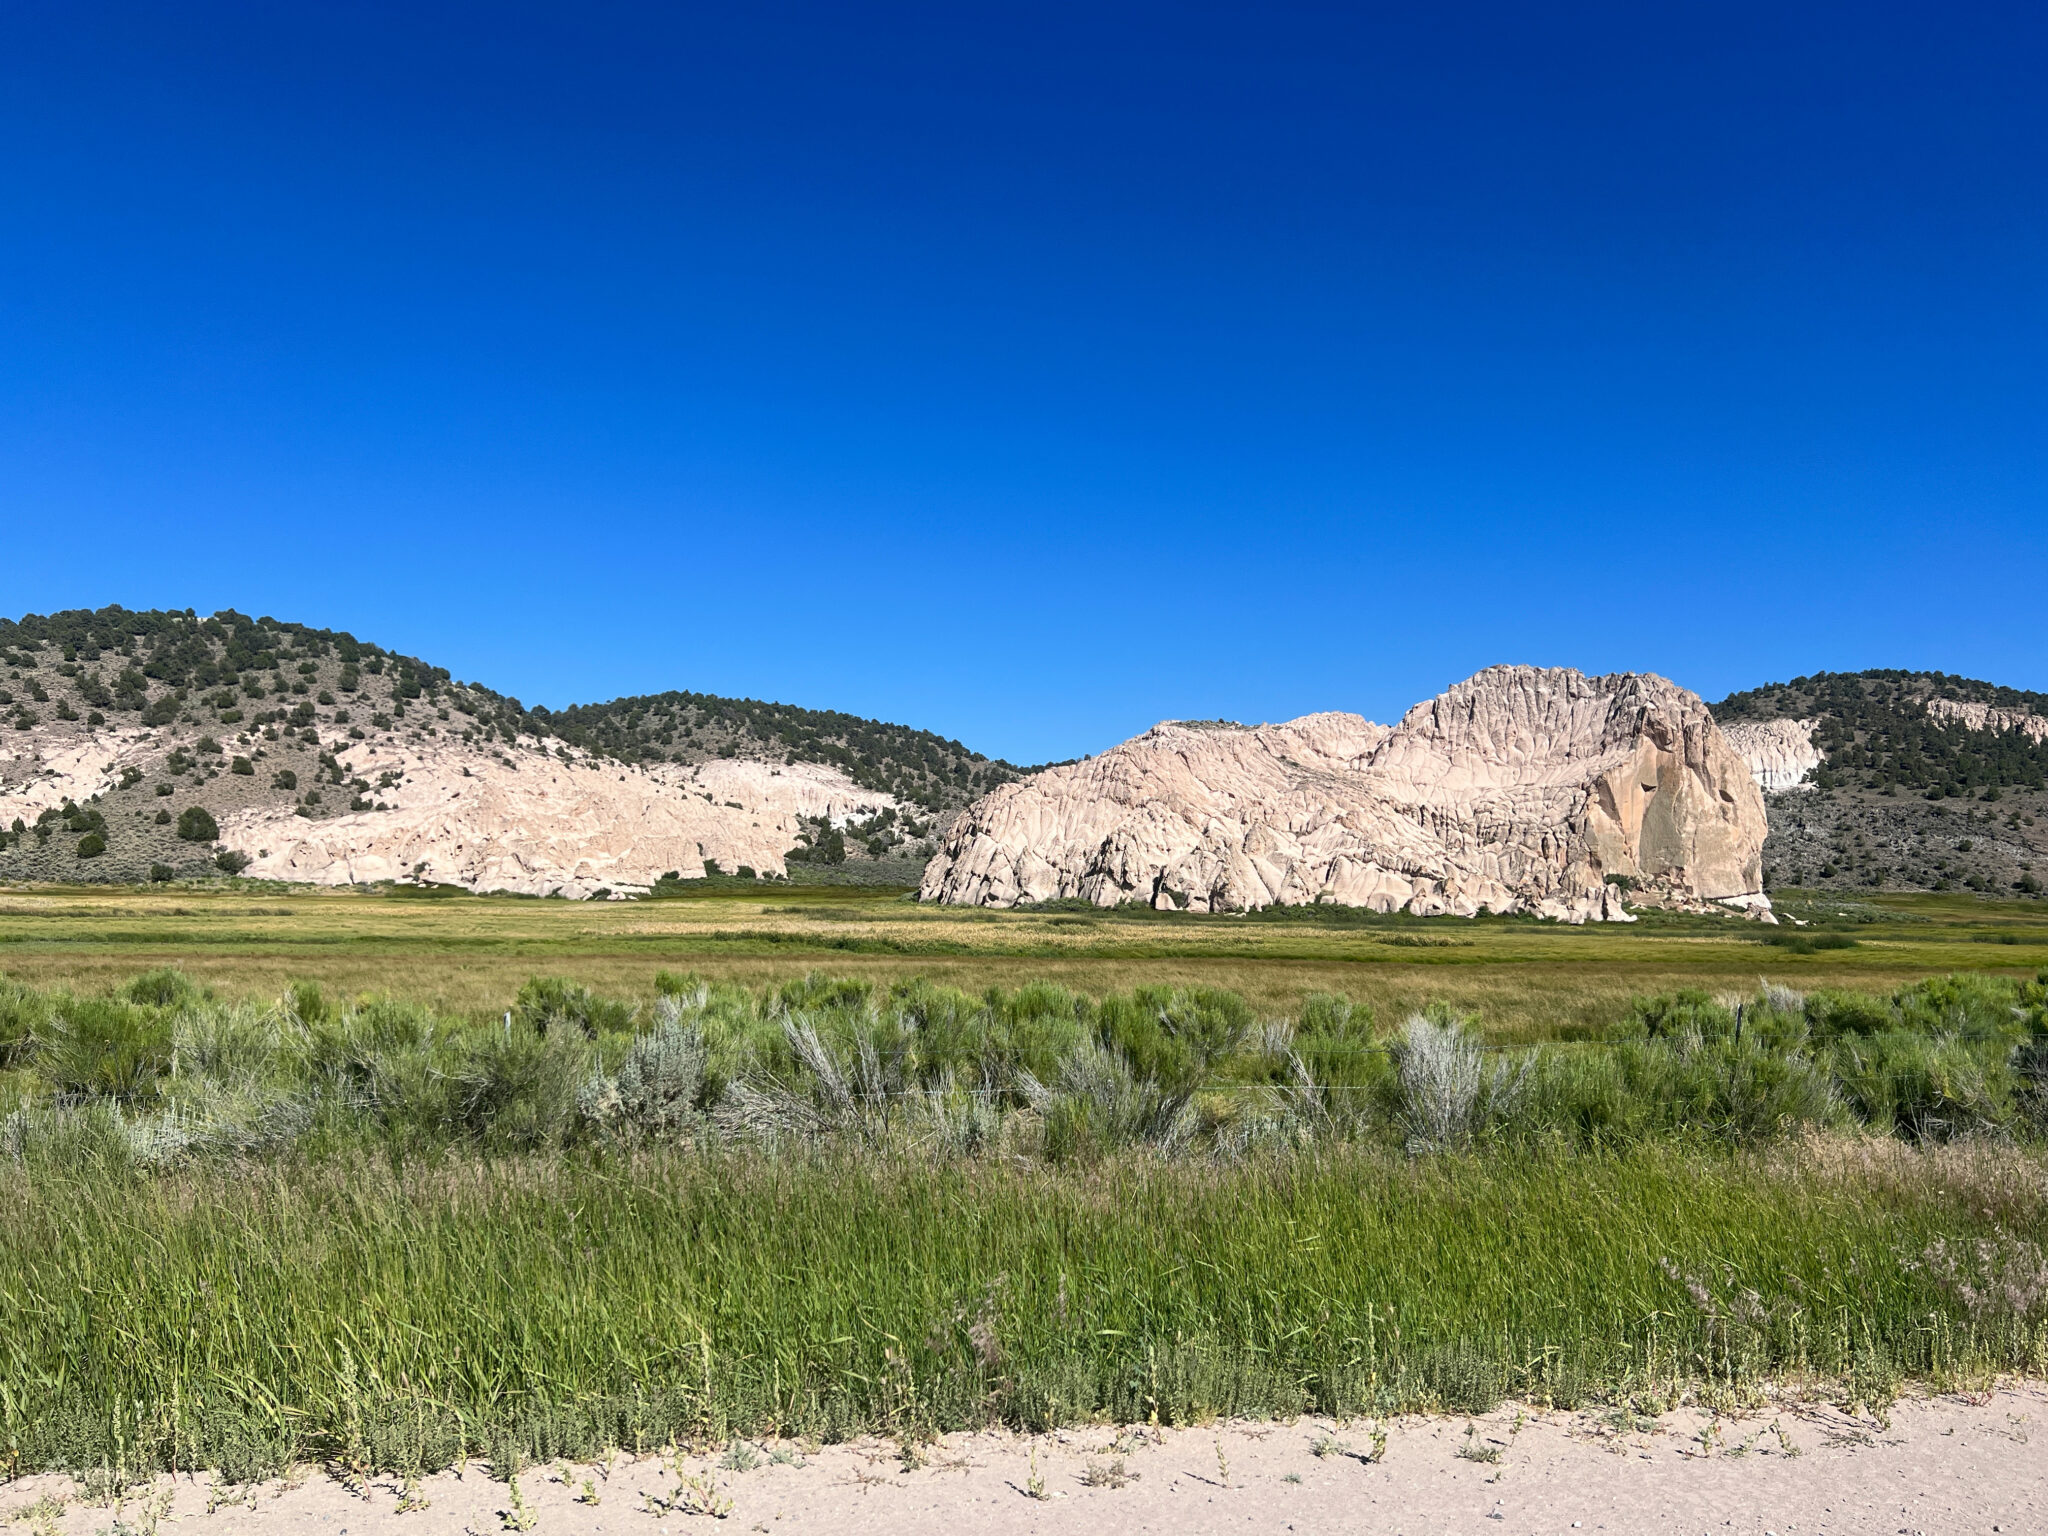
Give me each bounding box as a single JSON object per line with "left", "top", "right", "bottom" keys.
{"left": 2, "top": 881, "right": 2045, "bottom": 1477}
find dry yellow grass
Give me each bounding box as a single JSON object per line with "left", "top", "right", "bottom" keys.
{"left": 0, "top": 879, "right": 2041, "bottom": 1037}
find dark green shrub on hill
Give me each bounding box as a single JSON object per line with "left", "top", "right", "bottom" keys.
{"left": 176, "top": 806, "right": 218, "bottom": 842}
{"left": 786, "top": 815, "right": 847, "bottom": 865}
{"left": 1716, "top": 671, "right": 2048, "bottom": 795}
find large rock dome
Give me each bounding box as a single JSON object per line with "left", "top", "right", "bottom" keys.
{"left": 920, "top": 666, "right": 1770, "bottom": 922}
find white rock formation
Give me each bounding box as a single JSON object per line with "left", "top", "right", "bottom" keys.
{"left": 0, "top": 730, "right": 160, "bottom": 824}
{"left": 1722, "top": 719, "right": 1823, "bottom": 793}
{"left": 922, "top": 666, "right": 1771, "bottom": 922}
{"left": 0, "top": 722, "right": 897, "bottom": 898}
{"left": 1926, "top": 698, "right": 2048, "bottom": 744}
{"left": 226, "top": 744, "right": 897, "bottom": 897}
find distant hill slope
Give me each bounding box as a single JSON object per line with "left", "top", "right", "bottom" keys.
{"left": 0, "top": 605, "right": 1022, "bottom": 891}
{"left": 535, "top": 692, "right": 1017, "bottom": 813}
{"left": 1711, "top": 670, "right": 2045, "bottom": 899}
{"left": 1715, "top": 670, "right": 2048, "bottom": 797}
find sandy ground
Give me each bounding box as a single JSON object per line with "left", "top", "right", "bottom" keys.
{"left": 6, "top": 1387, "right": 2043, "bottom": 1536}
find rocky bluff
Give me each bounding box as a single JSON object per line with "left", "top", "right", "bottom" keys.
{"left": 920, "top": 666, "right": 1770, "bottom": 922}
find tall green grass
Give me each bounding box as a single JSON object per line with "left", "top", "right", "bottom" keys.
{"left": 2, "top": 1141, "right": 2043, "bottom": 1478}
{"left": 5, "top": 966, "right": 2046, "bottom": 1163}
{"left": 4, "top": 965, "right": 2048, "bottom": 1479}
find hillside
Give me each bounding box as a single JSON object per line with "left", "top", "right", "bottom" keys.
{"left": 0, "top": 606, "right": 1022, "bottom": 892}
{"left": 535, "top": 692, "right": 1015, "bottom": 812}
{"left": 6, "top": 610, "right": 2041, "bottom": 905}
{"left": 1712, "top": 670, "right": 2045, "bottom": 898}
{"left": 1716, "top": 670, "right": 2048, "bottom": 796}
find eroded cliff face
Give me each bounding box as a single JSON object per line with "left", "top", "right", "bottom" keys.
{"left": 225, "top": 744, "right": 897, "bottom": 896}
{"left": 0, "top": 719, "right": 897, "bottom": 897}
{"left": 1925, "top": 698, "right": 2048, "bottom": 744}
{"left": 1722, "top": 719, "right": 1823, "bottom": 793}
{"left": 920, "top": 666, "right": 1770, "bottom": 922}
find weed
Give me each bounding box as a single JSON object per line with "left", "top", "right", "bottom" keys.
{"left": 1080, "top": 1457, "right": 1133, "bottom": 1488}
{"left": 75, "top": 1467, "right": 138, "bottom": 1508}
{"left": 1024, "top": 1448, "right": 1048, "bottom": 1501}
{"left": 395, "top": 1472, "right": 432, "bottom": 1513}
{"left": 96, "top": 1486, "right": 170, "bottom": 1536}
{"left": 718, "top": 1441, "right": 760, "bottom": 1473}
{"left": 1914, "top": 1231, "right": 2048, "bottom": 1323}
{"left": 10, "top": 1496, "right": 65, "bottom": 1536}
{"left": 645, "top": 1453, "right": 732, "bottom": 1520}
{"left": 498, "top": 1473, "right": 535, "bottom": 1531}
{"left": 1455, "top": 1425, "right": 1502, "bottom": 1463}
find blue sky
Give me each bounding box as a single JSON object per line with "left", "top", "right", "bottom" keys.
{"left": 3, "top": 2, "right": 2043, "bottom": 764}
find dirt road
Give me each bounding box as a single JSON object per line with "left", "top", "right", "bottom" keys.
{"left": 8, "top": 1386, "right": 2042, "bottom": 1535}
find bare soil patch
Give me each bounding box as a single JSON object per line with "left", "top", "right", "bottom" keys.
{"left": 9, "top": 1387, "right": 2043, "bottom": 1536}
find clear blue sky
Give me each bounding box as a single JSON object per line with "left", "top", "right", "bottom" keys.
{"left": 3, "top": 3, "right": 2043, "bottom": 764}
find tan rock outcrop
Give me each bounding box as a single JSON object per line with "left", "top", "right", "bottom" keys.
{"left": 1722, "top": 719, "right": 1822, "bottom": 793}
{"left": 0, "top": 720, "right": 897, "bottom": 898}
{"left": 1925, "top": 698, "right": 2048, "bottom": 744}
{"left": 921, "top": 666, "right": 1770, "bottom": 921}
{"left": 0, "top": 730, "right": 158, "bottom": 823}
{"left": 223, "top": 745, "right": 895, "bottom": 897}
